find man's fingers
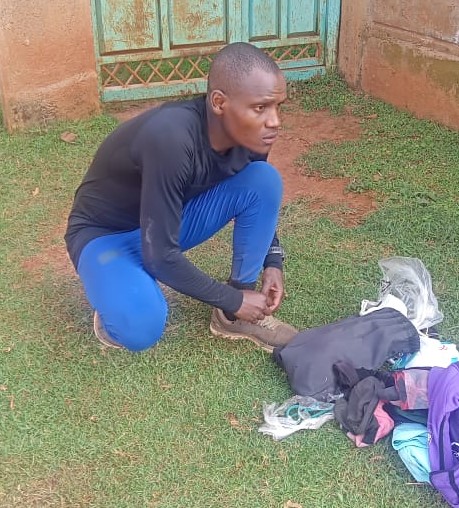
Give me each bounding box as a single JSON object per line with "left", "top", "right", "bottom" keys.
{"left": 260, "top": 283, "right": 270, "bottom": 295}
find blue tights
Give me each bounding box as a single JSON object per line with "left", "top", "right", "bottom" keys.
{"left": 77, "top": 161, "right": 283, "bottom": 351}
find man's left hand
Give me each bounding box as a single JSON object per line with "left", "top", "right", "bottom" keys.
{"left": 261, "top": 267, "right": 284, "bottom": 315}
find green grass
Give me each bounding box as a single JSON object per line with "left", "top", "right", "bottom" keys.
{"left": 1, "top": 74, "right": 457, "bottom": 507}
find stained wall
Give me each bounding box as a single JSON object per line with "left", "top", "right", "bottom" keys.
{"left": 0, "top": 1, "right": 100, "bottom": 131}
{"left": 339, "top": 1, "right": 459, "bottom": 129}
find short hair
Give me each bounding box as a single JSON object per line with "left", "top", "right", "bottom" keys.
{"left": 207, "top": 42, "right": 281, "bottom": 95}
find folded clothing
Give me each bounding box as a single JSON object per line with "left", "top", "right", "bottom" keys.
{"left": 392, "top": 423, "right": 430, "bottom": 483}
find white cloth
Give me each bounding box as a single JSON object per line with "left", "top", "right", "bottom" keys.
{"left": 360, "top": 294, "right": 408, "bottom": 318}
{"left": 405, "top": 333, "right": 459, "bottom": 369}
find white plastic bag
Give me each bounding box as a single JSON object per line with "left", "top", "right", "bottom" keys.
{"left": 377, "top": 257, "right": 443, "bottom": 331}
{"left": 258, "top": 395, "right": 334, "bottom": 441}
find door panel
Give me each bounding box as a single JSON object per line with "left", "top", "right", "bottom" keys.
{"left": 91, "top": 0, "right": 341, "bottom": 101}
{"left": 249, "top": 0, "right": 280, "bottom": 41}
{"left": 94, "top": 0, "right": 161, "bottom": 53}
{"left": 168, "top": 0, "right": 228, "bottom": 47}
{"left": 287, "top": 0, "right": 318, "bottom": 35}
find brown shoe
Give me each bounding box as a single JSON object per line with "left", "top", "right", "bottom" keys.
{"left": 93, "top": 311, "right": 124, "bottom": 349}
{"left": 209, "top": 308, "right": 298, "bottom": 353}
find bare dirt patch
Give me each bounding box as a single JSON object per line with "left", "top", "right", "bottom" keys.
{"left": 269, "top": 104, "right": 377, "bottom": 223}
{"left": 22, "top": 102, "right": 377, "bottom": 278}
{"left": 21, "top": 221, "right": 75, "bottom": 279}
{"left": 2, "top": 462, "right": 96, "bottom": 507}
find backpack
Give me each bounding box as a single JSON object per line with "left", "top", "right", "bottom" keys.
{"left": 428, "top": 362, "right": 459, "bottom": 507}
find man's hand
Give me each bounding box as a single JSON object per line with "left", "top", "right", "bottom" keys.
{"left": 261, "top": 267, "right": 284, "bottom": 314}
{"left": 234, "top": 290, "right": 268, "bottom": 323}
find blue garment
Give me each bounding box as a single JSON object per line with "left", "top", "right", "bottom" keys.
{"left": 66, "top": 96, "right": 283, "bottom": 314}
{"left": 392, "top": 423, "right": 431, "bottom": 483}
{"left": 77, "top": 161, "right": 282, "bottom": 351}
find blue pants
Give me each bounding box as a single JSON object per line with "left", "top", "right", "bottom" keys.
{"left": 77, "top": 162, "right": 283, "bottom": 351}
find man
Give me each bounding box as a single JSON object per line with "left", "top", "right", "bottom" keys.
{"left": 65, "top": 42, "right": 297, "bottom": 352}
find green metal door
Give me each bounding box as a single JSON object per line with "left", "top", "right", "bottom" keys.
{"left": 91, "top": 0, "right": 340, "bottom": 102}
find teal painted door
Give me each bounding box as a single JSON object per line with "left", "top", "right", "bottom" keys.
{"left": 91, "top": 0, "right": 340, "bottom": 101}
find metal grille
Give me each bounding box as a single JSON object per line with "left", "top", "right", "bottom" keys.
{"left": 101, "top": 44, "right": 321, "bottom": 89}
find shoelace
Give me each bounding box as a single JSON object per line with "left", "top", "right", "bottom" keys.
{"left": 256, "top": 315, "right": 279, "bottom": 331}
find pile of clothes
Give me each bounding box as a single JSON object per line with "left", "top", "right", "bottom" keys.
{"left": 268, "top": 257, "right": 459, "bottom": 508}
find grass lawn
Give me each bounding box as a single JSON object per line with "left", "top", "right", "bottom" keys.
{"left": 1, "top": 74, "right": 459, "bottom": 507}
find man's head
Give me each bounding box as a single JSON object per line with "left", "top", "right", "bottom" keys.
{"left": 207, "top": 42, "right": 287, "bottom": 155}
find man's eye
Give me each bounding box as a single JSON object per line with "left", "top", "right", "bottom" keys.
{"left": 254, "top": 105, "right": 266, "bottom": 113}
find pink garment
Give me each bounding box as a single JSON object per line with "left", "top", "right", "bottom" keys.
{"left": 347, "top": 401, "right": 395, "bottom": 447}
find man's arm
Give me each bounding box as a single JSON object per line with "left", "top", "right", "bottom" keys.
{"left": 135, "top": 116, "right": 243, "bottom": 314}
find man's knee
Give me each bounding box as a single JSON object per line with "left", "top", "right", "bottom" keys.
{"left": 105, "top": 303, "right": 168, "bottom": 352}
{"left": 244, "top": 161, "right": 283, "bottom": 204}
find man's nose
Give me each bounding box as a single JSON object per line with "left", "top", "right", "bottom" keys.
{"left": 266, "top": 108, "right": 281, "bottom": 129}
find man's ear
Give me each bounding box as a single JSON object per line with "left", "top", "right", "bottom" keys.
{"left": 209, "top": 89, "right": 227, "bottom": 116}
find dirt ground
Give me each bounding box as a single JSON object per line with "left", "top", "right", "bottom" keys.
{"left": 269, "top": 106, "right": 376, "bottom": 219}
{"left": 23, "top": 102, "right": 377, "bottom": 277}
{"left": 113, "top": 101, "right": 376, "bottom": 218}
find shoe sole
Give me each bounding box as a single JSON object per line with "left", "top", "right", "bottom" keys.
{"left": 93, "top": 313, "right": 124, "bottom": 349}
{"left": 209, "top": 322, "right": 274, "bottom": 353}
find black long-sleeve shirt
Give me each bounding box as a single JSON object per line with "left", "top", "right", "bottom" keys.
{"left": 65, "top": 96, "right": 282, "bottom": 313}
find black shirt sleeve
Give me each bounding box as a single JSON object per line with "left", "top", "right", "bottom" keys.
{"left": 134, "top": 114, "right": 243, "bottom": 314}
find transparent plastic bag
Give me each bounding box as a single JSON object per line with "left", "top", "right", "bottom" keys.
{"left": 378, "top": 256, "right": 443, "bottom": 331}
{"left": 258, "top": 395, "right": 334, "bottom": 441}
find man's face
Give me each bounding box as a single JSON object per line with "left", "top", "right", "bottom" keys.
{"left": 218, "top": 68, "right": 287, "bottom": 155}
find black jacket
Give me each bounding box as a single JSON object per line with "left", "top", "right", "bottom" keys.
{"left": 273, "top": 308, "right": 420, "bottom": 401}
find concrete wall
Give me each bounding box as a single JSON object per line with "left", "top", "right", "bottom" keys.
{"left": 0, "top": 0, "right": 100, "bottom": 132}
{"left": 339, "top": 0, "right": 459, "bottom": 130}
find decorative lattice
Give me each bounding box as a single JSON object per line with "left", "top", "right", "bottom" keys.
{"left": 101, "top": 54, "right": 214, "bottom": 88}
{"left": 101, "top": 44, "right": 321, "bottom": 89}
{"left": 266, "top": 43, "right": 320, "bottom": 61}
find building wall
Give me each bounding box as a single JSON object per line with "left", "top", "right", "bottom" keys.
{"left": 1, "top": 0, "right": 458, "bottom": 131}
{"left": 0, "top": 0, "right": 100, "bottom": 132}
{"left": 339, "top": 0, "right": 459, "bottom": 130}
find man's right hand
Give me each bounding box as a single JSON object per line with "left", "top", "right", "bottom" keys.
{"left": 234, "top": 289, "right": 269, "bottom": 323}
